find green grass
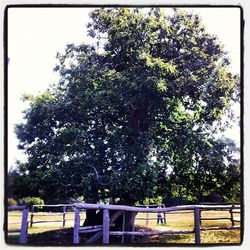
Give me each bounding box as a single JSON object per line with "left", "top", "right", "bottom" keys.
{"left": 134, "top": 210, "right": 241, "bottom": 244}
{"left": 6, "top": 211, "right": 79, "bottom": 244}
{"left": 6, "top": 210, "right": 241, "bottom": 245}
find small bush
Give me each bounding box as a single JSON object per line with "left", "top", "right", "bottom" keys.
{"left": 20, "top": 197, "right": 44, "bottom": 210}
{"left": 143, "top": 196, "right": 163, "bottom": 205}
{"left": 8, "top": 198, "right": 18, "bottom": 206}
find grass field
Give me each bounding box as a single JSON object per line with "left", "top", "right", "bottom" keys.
{"left": 6, "top": 209, "right": 241, "bottom": 245}
{"left": 134, "top": 210, "right": 241, "bottom": 244}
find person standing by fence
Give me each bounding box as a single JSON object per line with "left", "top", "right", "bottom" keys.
{"left": 157, "top": 212, "right": 164, "bottom": 224}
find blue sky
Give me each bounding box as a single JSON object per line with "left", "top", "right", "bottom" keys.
{"left": 8, "top": 7, "right": 241, "bottom": 168}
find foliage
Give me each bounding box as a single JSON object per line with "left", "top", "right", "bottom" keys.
{"left": 8, "top": 198, "right": 18, "bottom": 206}
{"left": 14, "top": 8, "right": 240, "bottom": 204}
{"left": 160, "top": 137, "right": 241, "bottom": 203}
{"left": 143, "top": 196, "right": 163, "bottom": 205}
{"left": 19, "top": 197, "right": 44, "bottom": 210}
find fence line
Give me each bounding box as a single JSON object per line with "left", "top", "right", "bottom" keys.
{"left": 30, "top": 204, "right": 77, "bottom": 227}
{"left": 7, "top": 202, "right": 241, "bottom": 245}
{"left": 73, "top": 203, "right": 241, "bottom": 245}
{"left": 135, "top": 204, "right": 166, "bottom": 225}
{"left": 8, "top": 206, "right": 28, "bottom": 244}
{"left": 75, "top": 203, "right": 240, "bottom": 212}
{"left": 199, "top": 202, "right": 240, "bottom": 205}
{"left": 199, "top": 203, "right": 241, "bottom": 227}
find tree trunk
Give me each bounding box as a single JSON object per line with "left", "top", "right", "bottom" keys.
{"left": 82, "top": 209, "right": 137, "bottom": 244}
{"left": 83, "top": 209, "right": 103, "bottom": 226}
{"left": 123, "top": 211, "right": 137, "bottom": 244}
{"left": 82, "top": 196, "right": 137, "bottom": 243}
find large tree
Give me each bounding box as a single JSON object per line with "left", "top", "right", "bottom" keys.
{"left": 14, "top": 7, "right": 240, "bottom": 215}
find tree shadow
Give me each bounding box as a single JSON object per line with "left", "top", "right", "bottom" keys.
{"left": 6, "top": 226, "right": 193, "bottom": 246}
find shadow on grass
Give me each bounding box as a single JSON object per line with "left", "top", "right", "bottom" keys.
{"left": 7, "top": 228, "right": 77, "bottom": 245}
{"left": 6, "top": 226, "right": 192, "bottom": 246}
{"left": 133, "top": 225, "right": 193, "bottom": 245}
{"left": 6, "top": 235, "right": 19, "bottom": 244}
{"left": 6, "top": 225, "right": 240, "bottom": 246}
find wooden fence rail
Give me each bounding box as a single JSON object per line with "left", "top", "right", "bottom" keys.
{"left": 199, "top": 203, "right": 241, "bottom": 227}
{"left": 30, "top": 204, "right": 76, "bottom": 227}
{"left": 73, "top": 203, "right": 241, "bottom": 245}
{"left": 135, "top": 204, "right": 166, "bottom": 225}
{"left": 8, "top": 206, "right": 29, "bottom": 244}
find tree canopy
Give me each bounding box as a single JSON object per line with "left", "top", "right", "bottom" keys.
{"left": 13, "top": 8, "right": 240, "bottom": 205}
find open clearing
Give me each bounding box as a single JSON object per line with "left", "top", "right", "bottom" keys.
{"left": 6, "top": 209, "right": 241, "bottom": 245}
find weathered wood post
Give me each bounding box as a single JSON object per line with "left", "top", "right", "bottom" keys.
{"left": 163, "top": 211, "right": 166, "bottom": 224}
{"left": 30, "top": 205, "right": 34, "bottom": 227}
{"left": 146, "top": 205, "right": 149, "bottom": 225}
{"left": 162, "top": 204, "right": 166, "bottom": 224}
{"left": 121, "top": 211, "right": 125, "bottom": 244}
{"left": 103, "top": 209, "right": 110, "bottom": 244}
{"left": 63, "top": 206, "right": 66, "bottom": 227}
{"left": 199, "top": 209, "right": 202, "bottom": 226}
{"left": 19, "top": 208, "right": 29, "bottom": 244}
{"left": 73, "top": 208, "right": 80, "bottom": 244}
{"left": 194, "top": 207, "right": 201, "bottom": 244}
{"left": 131, "top": 212, "right": 136, "bottom": 243}
{"left": 230, "top": 204, "right": 235, "bottom": 226}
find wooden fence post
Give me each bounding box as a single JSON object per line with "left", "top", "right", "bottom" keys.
{"left": 230, "top": 205, "right": 235, "bottom": 226}
{"left": 194, "top": 208, "right": 201, "bottom": 244}
{"left": 146, "top": 205, "right": 149, "bottom": 225}
{"left": 199, "top": 209, "right": 202, "bottom": 226}
{"left": 19, "top": 208, "right": 29, "bottom": 244}
{"left": 30, "top": 206, "right": 34, "bottom": 227}
{"left": 162, "top": 204, "right": 166, "bottom": 224}
{"left": 73, "top": 208, "right": 80, "bottom": 244}
{"left": 121, "top": 211, "right": 125, "bottom": 244}
{"left": 163, "top": 212, "right": 166, "bottom": 224}
{"left": 103, "top": 209, "right": 110, "bottom": 244}
{"left": 131, "top": 212, "right": 136, "bottom": 243}
{"left": 63, "top": 206, "right": 66, "bottom": 227}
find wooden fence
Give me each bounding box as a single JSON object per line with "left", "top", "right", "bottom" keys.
{"left": 30, "top": 204, "right": 76, "bottom": 227}
{"left": 73, "top": 203, "right": 241, "bottom": 245}
{"left": 199, "top": 202, "right": 241, "bottom": 227}
{"left": 8, "top": 206, "right": 29, "bottom": 244}
{"left": 135, "top": 204, "right": 166, "bottom": 225}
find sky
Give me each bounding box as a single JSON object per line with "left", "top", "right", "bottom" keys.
{"left": 7, "top": 7, "right": 241, "bottom": 168}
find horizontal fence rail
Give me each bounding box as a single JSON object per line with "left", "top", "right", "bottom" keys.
{"left": 135, "top": 204, "right": 166, "bottom": 225}
{"left": 73, "top": 203, "right": 241, "bottom": 245}
{"left": 199, "top": 203, "right": 241, "bottom": 227}
{"left": 7, "top": 206, "right": 29, "bottom": 244}
{"left": 30, "top": 204, "right": 77, "bottom": 227}
{"left": 75, "top": 203, "right": 240, "bottom": 212}
{"left": 7, "top": 202, "right": 241, "bottom": 245}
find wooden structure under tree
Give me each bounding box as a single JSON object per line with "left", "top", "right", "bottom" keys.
{"left": 73, "top": 203, "right": 241, "bottom": 245}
